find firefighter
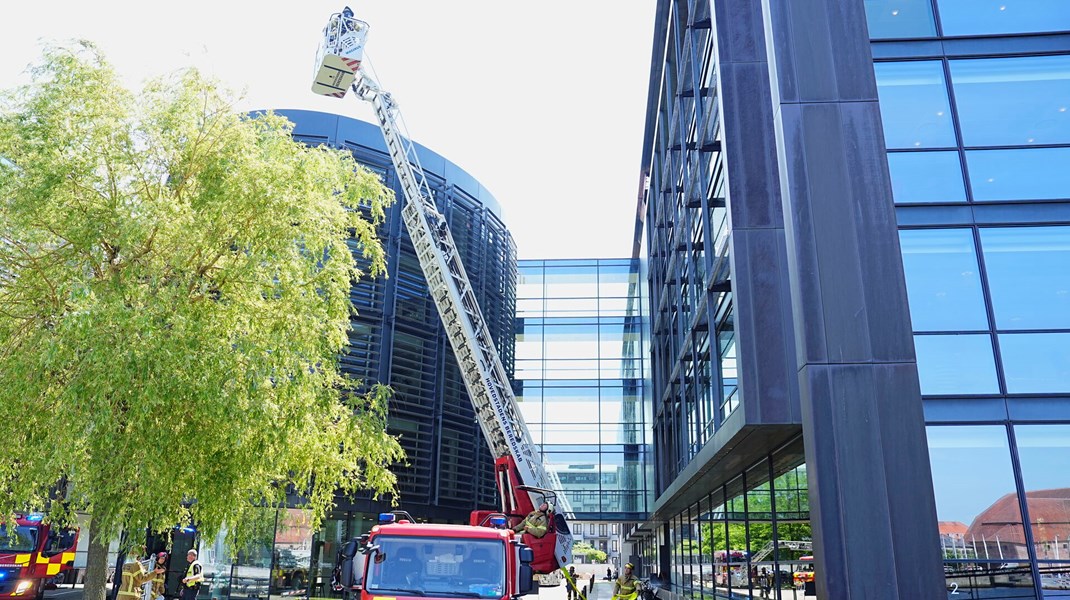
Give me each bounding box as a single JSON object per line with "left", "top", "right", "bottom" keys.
{"left": 148, "top": 552, "right": 168, "bottom": 600}
{"left": 119, "top": 548, "right": 162, "bottom": 600}
{"left": 612, "top": 563, "right": 639, "bottom": 600}
{"left": 180, "top": 549, "right": 204, "bottom": 600}
{"left": 511, "top": 502, "right": 549, "bottom": 538}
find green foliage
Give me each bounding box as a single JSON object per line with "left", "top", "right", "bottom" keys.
{"left": 573, "top": 541, "right": 607, "bottom": 563}
{"left": 699, "top": 483, "right": 812, "bottom": 560}
{"left": 0, "top": 42, "right": 403, "bottom": 548}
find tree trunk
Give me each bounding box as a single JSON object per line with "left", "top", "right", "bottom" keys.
{"left": 83, "top": 515, "right": 110, "bottom": 600}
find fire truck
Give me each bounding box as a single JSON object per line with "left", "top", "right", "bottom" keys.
{"left": 0, "top": 514, "right": 78, "bottom": 600}
{"left": 336, "top": 512, "right": 536, "bottom": 600}
{"left": 311, "top": 5, "right": 575, "bottom": 598}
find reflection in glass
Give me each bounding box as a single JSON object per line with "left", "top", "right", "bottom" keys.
{"left": 887, "top": 151, "right": 967, "bottom": 203}
{"left": 900, "top": 229, "right": 988, "bottom": 331}
{"left": 542, "top": 387, "right": 599, "bottom": 423}
{"left": 598, "top": 263, "right": 639, "bottom": 297}
{"left": 968, "top": 148, "right": 1070, "bottom": 202}
{"left": 200, "top": 526, "right": 236, "bottom": 600}
{"left": 718, "top": 302, "right": 738, "bottom": 420}
{"left": 951, "top": 56, "right": 1070, "bottom": 147}
{"left": 515, "top": 322, "right": 543, "bottom": 360}
{"left": 544, "top": 265, "right": 600, "bottom": 298}
{"left": 942, "top": 563, "right": 1037, "bottom": 599}
{"left": 875, "top": 61, "right": 957, "bottom": 149}
{"left": 516, "top": 266, "right": 543, "bottom": 300}
{"left": 999, "top": 333, "right": 1070, "bottom": 394}
{"left": 938, "top": 0, "right": 1070, "bottom": 36}
{"left": 864, "top": 0, "right": 937, "bottom": 39}
{"left": 914, "top": 334, "right": 1000, "bottom": 395}
{"left": 272, "top": 509, "right": 313, "bottom": 598}
{"left": 231, "top": 511, "right": 275, "bottom": 600}
{"left": 1014, "top": 425, "right": 1070, "bottom": 572}
{"left": 515, "top": 259, "right": 648, "bottom": 517}
{"left": 927, "top": 427, "right": 1026, "bottom": 560}
{"left": 980, "top": 227, "right": 1070, "bottom": 330}
{"left": 542, "top": 324, "right": 599, "bottom": 359}
{"left": 311, "top": 515, "right": 347, "bottom": 599}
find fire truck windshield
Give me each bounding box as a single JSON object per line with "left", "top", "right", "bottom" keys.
{"left": 364, "top": 536, "right": 505, "bottom": 599}
{"left": 0, "top": 525, "right": 38, "bottom": 553}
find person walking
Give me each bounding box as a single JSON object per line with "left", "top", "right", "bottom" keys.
{"left": 566, "top": 566, "right": 577, "bottom": 600}
{"left": 511, "top": 503, "right": 549, "bottom": 538}
{"left": 180, "top": 549, "right": 204, "bottom": 600}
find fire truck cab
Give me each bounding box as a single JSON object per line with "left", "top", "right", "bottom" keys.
{"left": 0, "top": 515, "right": 78, "bottom": 600}
{"left": 338, "top": 513, "right": 536, "bottom": 600}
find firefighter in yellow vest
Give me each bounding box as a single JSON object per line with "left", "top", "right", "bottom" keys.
{"left": 613, "top": 563, "right": 639, "bottom": 600}
{"left": 180, "top": 549, "right": 204, "bottom": 600}
{"left": 511, "top": 502, "right": 549, "bottom": 538}
{"left": 119, "top": 549, "right": 162, "bottom": 600}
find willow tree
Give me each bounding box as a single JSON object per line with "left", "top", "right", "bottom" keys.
{"left": 0, "top": 43, "right": 404, "bottom": 600}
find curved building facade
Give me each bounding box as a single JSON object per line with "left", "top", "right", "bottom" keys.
{"left": 278, "top": 109, "right": 514, "bottom": 520}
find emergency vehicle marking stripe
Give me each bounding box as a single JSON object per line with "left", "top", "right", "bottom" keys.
{"left": 15, "top": 554, "right": 29, "bottom": 564}
{"left": 46, "top": 564, "right": 61, "bottom": 576}
{"left": 36, "top": 554, "right": 49, "bottom": 564}
{"left": 61, "top": 552, "right": 75, "bottom": 563}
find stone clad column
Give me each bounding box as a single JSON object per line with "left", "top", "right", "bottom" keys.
{"left": 750, "top": 0, "right": 946, "bottom": 597}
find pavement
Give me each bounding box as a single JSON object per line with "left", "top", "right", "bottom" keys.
{"left": 539, "top": 579, "right": 613, "bottom": 600}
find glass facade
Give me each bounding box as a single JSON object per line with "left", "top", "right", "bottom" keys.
{"left": 641, "top": 0, "right": 739, "bottom": 494}
{"left": 515, "top": 259, "right": 651, "bottom": 521}
{"left": 191, "top": 508, "right": 381, "bottom": 600}
{"left": 631, "top": 441, "right": 812, "bottom": 600}
{"left": 639, "top": 0, "right": 1070, "bottom": 597}
{"left": 867, "top": 1, "right": 1070, "bottom": 596}
{"left": 282, "top": 110, "right": 511, "bottom": 518}
{"left": 865, "top": 0, "right": 1070, "bottom": 38}
{"left": 878, "top": 54, "right": 1070, "bottom": 205}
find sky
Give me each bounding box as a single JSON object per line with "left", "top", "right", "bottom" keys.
{"left": 0, "top": 1, "right": 656, "bottom": 259}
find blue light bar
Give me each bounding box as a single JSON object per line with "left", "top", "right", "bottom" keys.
{"left": 180, "top": 526, "right": 196, "bottom": 534}
{"left": 378, "top": 513, "right": 396, "bottom": 524}
{"left": 489, "top": 516, "right": 507, "bottom": 527}
{"left": 25, "top": 514, "right": 43, "bottom": 523}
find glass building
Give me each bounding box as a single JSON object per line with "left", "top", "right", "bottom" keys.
{"left": 870, "top": 1, "right": 1070, "bottom": 597}
{"left": 514, "top": 259, "right": 651, "bottom": 522}
{"left": 632, "top": 1, "right": 1070, "bottom": 599}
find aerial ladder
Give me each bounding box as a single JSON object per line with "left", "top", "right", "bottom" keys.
{"left": 311, "top": 7, "right": 573, "bottom": 575}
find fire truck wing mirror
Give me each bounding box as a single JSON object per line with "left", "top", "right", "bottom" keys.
{"left": 517, "top": 562, "right": 535, "bottom": 595}
{"left": 518, "top": 547, "right": 534, "bottom": 564}
{"left": 339, "top": 557, "right": 355, "bottom": 588}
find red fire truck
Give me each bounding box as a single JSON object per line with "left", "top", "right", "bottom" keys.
{"left": 0, "top": 514, "right": 79, "bottom": 600}
{"left": 343, "top": 512, "right": 536, "bottom": 600}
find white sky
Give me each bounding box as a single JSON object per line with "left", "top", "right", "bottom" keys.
{"left": 0, "top": 1, "right": 656, "bottom": 259}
